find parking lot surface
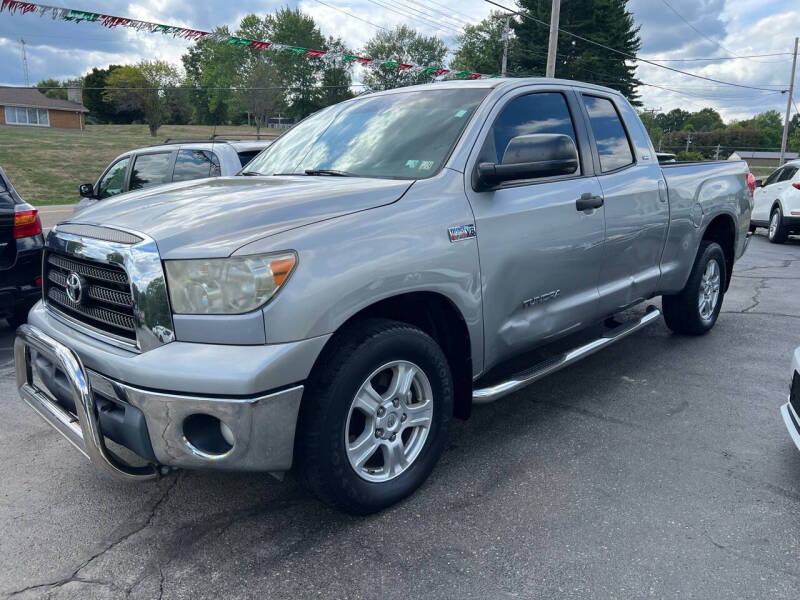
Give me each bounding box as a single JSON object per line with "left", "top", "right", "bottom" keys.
{"left": 1, "top": 233, "right": 799, "bottom": 599}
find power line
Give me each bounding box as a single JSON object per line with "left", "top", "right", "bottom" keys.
{"left": 403, "top": 0, "right": 472, "bottom": 30}
{"left": 658, "top": 0, "right": 770, "bottom": 64}
{"left": 363, "top": 0, "right": 463, "bottom": 35}
{"left": 310, "top": 0, "right": 387, "bottom": 31}
{"left": 483, "top": 0, "right": 789, "bottom": 92}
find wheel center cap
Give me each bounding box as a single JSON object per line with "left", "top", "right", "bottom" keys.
{"left": 387, "top": 413, "right": 398, "bottom": 428}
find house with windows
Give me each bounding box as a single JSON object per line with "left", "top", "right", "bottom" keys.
{"left": 0, "top": 86, "right": 88, "bottom": 129}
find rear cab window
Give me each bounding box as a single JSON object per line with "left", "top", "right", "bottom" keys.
{"left": 130, "top": 152, "right": 174, "bottom": 191}
{"left": 172, "top": 150, "right": 220, "bottom": 183}
{"left": 582, "top": 95, "right": 635, "bottom": 172}
{"left": 237, "top": 151, "right": 261, "bottom": 168}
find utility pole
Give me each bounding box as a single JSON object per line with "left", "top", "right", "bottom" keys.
{"left": 19, "top": 38, "right": 29, "bottom": 87}
{"left": 545, "top": 0, "right": 561, "bottom": 78}
{"left": 501, "top": 16, "right": 510, "bottom": 78}
{"left": 779, "top": 36, "right": 798, "bottom": 166}
{"left": 714, "top": 143, "right": 721, "bottom": 160}
{"left": 685, "top": 132, "right": 693, "bottom": 153}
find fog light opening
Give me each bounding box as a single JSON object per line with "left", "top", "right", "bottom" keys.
{"left": 182, "top": 414, "right": 234, "bottom": 457}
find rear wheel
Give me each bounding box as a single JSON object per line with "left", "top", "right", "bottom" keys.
{"left": 296, "top": 319, "right": 453, "bottom": 514}
{"left": 662, "top": 241, "right": 726, "bottom": 335}
{"left": 768, "top": 206, "right": 787, "bottom": 244}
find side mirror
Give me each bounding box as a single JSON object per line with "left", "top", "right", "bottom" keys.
{"left": 79, "top": 183, "right": 94, "bottom": 198}
{"left": 476, "top": 134, "right": 579, "bottom": 191}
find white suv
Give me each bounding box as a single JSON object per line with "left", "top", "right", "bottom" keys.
{"left": 751, "top": 160, "right": 800, "bottom": 243}
{"left": 780, "top": 348, "right": 800, "bottom": 451}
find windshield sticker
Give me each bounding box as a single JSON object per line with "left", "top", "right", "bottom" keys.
{"left": 454, "top": 109, "right": 468, "bottom": 118}
{"left": 419, "top": 161, "right": 435, "bottom": 170}
{"left": 405, "top": 159, "right": 420, "bottom": 169}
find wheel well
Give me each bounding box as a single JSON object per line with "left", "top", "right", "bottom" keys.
{"left": 702, "top": 215, "right": 735, "bottom": 291}
{"left": 312, "top": 292, "right": 474, "bottom": 420}
{"left": 771, "top": 201, "right": 782, "bottom": 216}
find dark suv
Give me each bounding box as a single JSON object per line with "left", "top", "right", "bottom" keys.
{"left": 0, "top": 166, "right": 43, "bottom": 325}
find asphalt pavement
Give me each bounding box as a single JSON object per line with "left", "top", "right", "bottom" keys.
{"left": 36, "top": 204, "right": 74, "bottom": 233}
{"left": 1, "top": 233, "right": 799, "bottom": 599}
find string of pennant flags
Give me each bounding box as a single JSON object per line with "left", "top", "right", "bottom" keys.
{"left": 0, "top": 0, "right": 499, "bottom": 81}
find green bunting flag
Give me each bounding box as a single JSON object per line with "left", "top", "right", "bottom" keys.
{"left": 0, "top": 0, "right": 494, "bottom": 81}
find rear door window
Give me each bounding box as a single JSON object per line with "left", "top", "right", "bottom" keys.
{"left": 96, "top": 157, "right": 130, "bottom": 199}
{"left": 778, "top": 166, "right": 797, "bottom": 182}
{"left": 129, "top": 152, "right": 173, "bottom": 191}
{"left": 237, "top": 151, "right": 261, "bottom": 167}
{"left": 172, "top": 150, "right": 221, "bottom": 183}
{"left": 582, "top": 95, "right": 635, "bottom": 172}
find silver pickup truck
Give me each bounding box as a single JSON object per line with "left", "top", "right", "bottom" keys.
{"left": 14, "top": 78, "right": 753, "bottom": 514}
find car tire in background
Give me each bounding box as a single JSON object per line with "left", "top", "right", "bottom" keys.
{"left": 768, "top": 206, "right": 788, "bottom": 244}
{"left": 295, "top": 318, "right": 453, "bottom": 514}
{"left": 662, "top": 240, "right": 727, "bottom": 336}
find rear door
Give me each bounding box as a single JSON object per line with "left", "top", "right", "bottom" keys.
{"left": 579, "top": 93, "right": 668, "bottom": 315}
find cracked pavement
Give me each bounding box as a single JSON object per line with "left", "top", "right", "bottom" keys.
{"left": 1, "top": 233, "right": 800, "bottom": 599}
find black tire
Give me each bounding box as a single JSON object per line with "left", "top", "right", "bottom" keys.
{"left": 748, "top": 223, "right": 757, "bottom": 234}
{"left": 768, "top": 206, "right": 788, "bottom": 244}
{"left": 295, "top": 318, "right": 453, "bottom": 514}
{"left": 4, "top": 306, "right": 28, "bottom": 329}
{"left": 662, "top": 241, "right": 726, "bottom": 336}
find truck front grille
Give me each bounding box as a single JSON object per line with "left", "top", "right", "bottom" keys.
{"left": 44, "top": 252, "right": 136, "bottom": 342}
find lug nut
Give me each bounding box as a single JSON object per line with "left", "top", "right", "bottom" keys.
{"left": 377, "top": 407, "right": 386, "bottom": 417}
{"left": 375, "top": 428, "right": 384, "bottom": 438}
{"left": 392, "top": 398, "right": 399, "bottom": 407}
{"left": 401, "top": 414, "right": 407, "bottom": 422}
{"left": 390, "top": 433, "right": 396, "bottom": 441}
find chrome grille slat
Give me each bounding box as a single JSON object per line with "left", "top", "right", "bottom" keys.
{"left": 45, "top": 251, "right": 137, "bottom": 341}
{"left": 47, "top": 289, "right": 136, "bottom": 333}
{"left": 47, "top": 254, "right": 128, "bottom": 285}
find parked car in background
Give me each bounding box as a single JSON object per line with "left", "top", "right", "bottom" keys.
{"left": 751, "top": 160, "right": 800, "bottom": 243}
{"left": 780, "top": 347, "right": 800, "bottom": 451}
{"left": 73, "top": 139, "right": 273, "bottom": 214}
{"left": 0, "top": 165, "right": 43, "bottom": 326}
{"left": 656, "top": 152, "right": 677, "bottom": 164}
{"left": 14, "top": 78, "right": 753, "bottom": 514}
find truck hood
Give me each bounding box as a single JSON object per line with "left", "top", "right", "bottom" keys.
{"left": 66, "top": 176, "right": 413, "bottom": 258}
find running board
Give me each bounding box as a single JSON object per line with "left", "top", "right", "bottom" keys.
{"left": 472, "top": 307, "right": 661, "bottom": 404}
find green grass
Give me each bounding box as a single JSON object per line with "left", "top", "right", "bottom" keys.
{"left": 0, "top": 124, "right": 279, "bottom": 205}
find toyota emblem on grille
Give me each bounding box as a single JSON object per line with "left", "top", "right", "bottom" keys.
{"left": 65, "top": 272, "right": 84, "bottom": 304}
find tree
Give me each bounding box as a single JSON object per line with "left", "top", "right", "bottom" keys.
{"left": 639, "top": 111, "right": 663, "bottom": 148}
{"left": 104, "top": 60, "right": 182, "bottom": 136}
{"left": 182, "top": 27, "right": 241, "bottom": 125}
{"left": 684, "top": 108, "right": 724, "bottom": 132}
{"left": 511, "top": 0, "right": 641, "bottom": 103}
{"left": 361, "top": 25, "right": 447, "bottom": 90}
{"left": 83, "top": 65, "right": 141, "bottom": 123}
{"left": 35, "top": 78, "right": 67, "bottom": 100}
{"left": 451, "top": 12, "right": 508, "bottom": 75}
{"left": 321, "top": 37, "right": 355, "bottom": 107}
{"left": 655, "top": 108, "right": 691, "bottom": 133}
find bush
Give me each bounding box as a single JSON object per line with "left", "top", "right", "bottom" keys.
{"left": 676, "top": 151, "right": 705, "bottom": 162}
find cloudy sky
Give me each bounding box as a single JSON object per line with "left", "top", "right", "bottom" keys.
{"left": 0, "top": 0, "right": 795, "bottom": 122}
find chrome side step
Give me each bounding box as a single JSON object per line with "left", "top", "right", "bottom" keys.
{"left": 472, "top": 307, "right": 661, "bottom": 404}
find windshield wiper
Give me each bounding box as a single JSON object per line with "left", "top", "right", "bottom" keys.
{"left": 303, "top": 169, "right": 357, "bottom": 177}
{"left": 240, "top": 171, "right": 264, "bottom": 176}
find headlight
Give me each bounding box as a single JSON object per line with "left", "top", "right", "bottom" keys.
{"left": 164, "top": 252, "right": 296, "bottom": 314}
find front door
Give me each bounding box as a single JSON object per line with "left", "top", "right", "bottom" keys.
{"left": 465, "top": 88, "right": 606, "bottom": 370}
{"left": 579, "top": 94, "right": 669, "bottom": 315}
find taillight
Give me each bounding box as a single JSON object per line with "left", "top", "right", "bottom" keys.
{"left": 746, "top": 172, "right": 756, "bottom": 196}
{"left": 792, "top": 182, "right": 800, "bottom": 190}
{"left": 13, "top": 208, "right": 42, "bottom": 239}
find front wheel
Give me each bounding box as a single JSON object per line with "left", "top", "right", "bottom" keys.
{"left": 768, "top": 206, "right": 788, "bottom": 244}
{"left": 296, "top": 319, "right": 453, "bottom": 514}
{"left": 662, "top": 241, "right": 726, "bottom": 335}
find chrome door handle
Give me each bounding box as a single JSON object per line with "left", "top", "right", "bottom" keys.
{"left": 576, "top": 192, "right": 604, "bottom": 211}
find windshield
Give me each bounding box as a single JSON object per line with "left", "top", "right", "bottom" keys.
{"left": 244, "top": 88, "right": 489, "bottom": 180}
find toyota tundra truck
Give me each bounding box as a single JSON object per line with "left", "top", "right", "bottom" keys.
{"left": 14, "top": 78, "right": 753, "bottom": 514}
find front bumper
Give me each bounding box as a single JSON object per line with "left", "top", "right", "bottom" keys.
{"left": 780, "top": 349, "right": 800, "bottom": 452}
{"left": 15, "top": 324, "right": 305, "bottom": 479}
